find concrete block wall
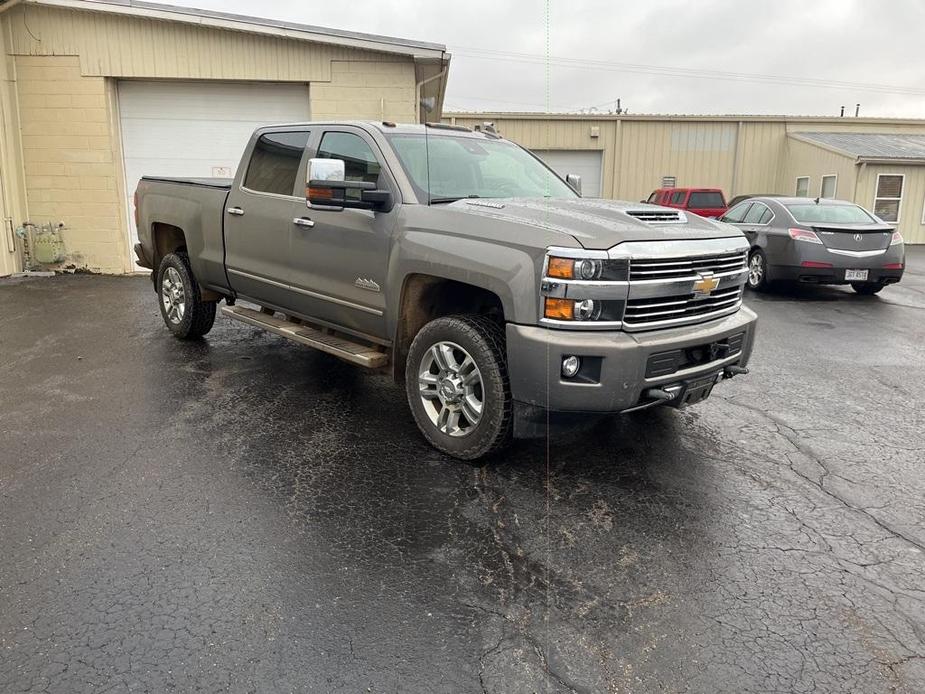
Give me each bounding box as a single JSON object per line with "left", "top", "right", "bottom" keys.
{"left": 310, "top": 61, "right": 417, "bottom": 123}
{"left": 16, "top": 56, "right": 126, "bottom": 274}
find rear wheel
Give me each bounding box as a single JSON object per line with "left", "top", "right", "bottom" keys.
{"left": 851, "top": 282, "right": 885, "bottom": 295}
{"left": 405, "top": 315, "right": 512, "bottom": 460}
{"left": 157, "top": 252, "right": 216, "bottom": 339}
{"left": 746, "top": 249, "right": 770, "bottom": 291}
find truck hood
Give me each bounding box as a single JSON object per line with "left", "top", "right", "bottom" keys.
{"left": 441, "top": 197, "right": 742, "bottom": 250}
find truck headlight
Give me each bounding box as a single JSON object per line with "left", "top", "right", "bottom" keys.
{"left": 546, "top": 255, "right": 626, "bottom": 281}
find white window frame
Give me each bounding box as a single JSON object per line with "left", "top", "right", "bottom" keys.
{"left": 820, "top": 174, "right": 837, "bottom": 199}
{"left": 873, "top": 173, "right": 904, "bottom": 223}
{"left": 795, "top": 176, "right": 810, "bottom": 197}
{"left": 921, "top": 194, "right": 925, "bottom": 225}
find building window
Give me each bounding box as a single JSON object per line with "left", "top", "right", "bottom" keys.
{"left": 795, "top": 177, "right": 810, "bottom": 197}
{"left": 874, "top": 174, "right": 904, "bottom": 223}
{"left": 820, "top": 175, "right": 837, "bottom": 199}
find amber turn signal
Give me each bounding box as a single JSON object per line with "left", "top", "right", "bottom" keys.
{"left": 544, "top": 298, "right": 574, "bottom": 320}
{"left": 547, "top": 257, "right": 575, "bottom": 279}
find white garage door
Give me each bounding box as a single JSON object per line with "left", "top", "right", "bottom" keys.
{"left": 119, "top": 80, "right": 311, "bottom": 258}
{"left": 532, "top": 150, "right": 603, "bottom": 198}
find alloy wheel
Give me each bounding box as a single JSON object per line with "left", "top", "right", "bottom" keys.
{"left": 748, "top": 253, "right": 764, "bottom": 287}
{"left": 418, "top": 341, "right": 484, "bottom": 437}
{"left": 161, "top": 266, "right": 186, "bottom": 324}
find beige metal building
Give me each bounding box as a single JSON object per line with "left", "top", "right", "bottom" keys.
{"left": 0, "top": 0, "right": 449, "bottom": 277}
{"left": 446, "top": 113, "right": 925, "bottom": 244}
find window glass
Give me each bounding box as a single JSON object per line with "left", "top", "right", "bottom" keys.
{"left": 722, "top": 202, "right": 751, "bottom": 223}
{"left": 744, "top": 203, "right": 768, "bottom": 224}
{"left": 688, "top": 192, "right": 725, "bottom": 208}
{"left": 874, "top": 175, "right": 903, "bottom": 222}
{"left": 647, "top": 192, "right": 659, "bottom": 203}
{"left": 670, "top": 191, "right": 686, "bottom": 204}
{"left": 243, "top": 131, "right": 309, "bottom": 196}
{"left": 318, "top": 131, "right": 383, "bottom": 201}
{"left": 758, "top": 206, "right": 774, "bottom": 224}
{"left": 386, "top": 133, "right": 576, "bottom": 201}
{"left": 820, "top": 175, "right": 837, "bottom": 199}
{"left": 795, "top": 177, "right": 810, "bottom": 197}
{"left": 785, "top": 203, "right": 876, "bottom": 224}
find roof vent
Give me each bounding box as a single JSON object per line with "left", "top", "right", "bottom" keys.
{"left": 625, "top": 209, "right": 687, "bottom": 224}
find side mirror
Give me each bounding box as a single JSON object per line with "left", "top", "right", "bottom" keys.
{"left": 306, "top": 158, "right": 393, "bottom": 212}
{"left": 565, "top": 173, "right": 582, "bottom": 196}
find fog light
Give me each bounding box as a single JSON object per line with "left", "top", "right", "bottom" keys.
{"left": 561, "top": 355, "right": 581, "bottom": 378}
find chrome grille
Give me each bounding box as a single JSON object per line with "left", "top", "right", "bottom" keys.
{"left": 623, "top": 286, "right": 743, "bottom": 329}
{"left": 629, "top": 250, "right": 747, "bottom": 281}
{"left": 625, "top": 209, "right": 686, "bottom": 224}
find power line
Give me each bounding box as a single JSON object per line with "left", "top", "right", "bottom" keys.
{"left": 450, "top": 45, "right": 925, "bottom": 98}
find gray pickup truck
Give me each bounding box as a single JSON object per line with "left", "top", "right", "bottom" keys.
{"left": 134, "top": 121, "right": 757, "bottom": 459}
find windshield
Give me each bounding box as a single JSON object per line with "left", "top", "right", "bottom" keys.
{"left": 785, "top": 203, "right": 877, "bottom": 225}
{"left": 386, "top": 133, "right": 577, "bottom": 202}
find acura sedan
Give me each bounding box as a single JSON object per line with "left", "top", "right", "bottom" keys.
{"left": 720, "top": 197, "right": 905, "bottom": 295}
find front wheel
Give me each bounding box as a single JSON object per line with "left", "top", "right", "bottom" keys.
{"left": 851, "top": 282, "right": 885, "bottom": 295}
{"left": 746, "top": 249, "right": 770, "bottom": 291}
{"left": 405, "top": 315, "right": 512, "bottom": 460}
{"left": 157, "top": 252, "right": 216, "bottom": 339}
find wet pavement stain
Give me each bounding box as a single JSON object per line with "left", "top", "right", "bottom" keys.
{"left": 1, "top": 251, "right": 924, "bottom": 692}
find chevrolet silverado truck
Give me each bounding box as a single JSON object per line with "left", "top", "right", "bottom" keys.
{"left": 134, "top": 121, "right": 757, "bottom": 460}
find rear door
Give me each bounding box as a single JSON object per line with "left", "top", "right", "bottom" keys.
{"left": 224, "top": 129, "right": 311, "bottom": 307}
{"left": 287, "top": 127, "right": 398, "bottom": 338}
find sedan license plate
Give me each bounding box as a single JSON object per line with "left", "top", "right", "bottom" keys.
{"left": 845, "top": 269, "right": 869, "bottom": 281}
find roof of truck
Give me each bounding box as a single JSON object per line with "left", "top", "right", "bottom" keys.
{"left": 258, "top": 121, "right": 505, "bottom": 139}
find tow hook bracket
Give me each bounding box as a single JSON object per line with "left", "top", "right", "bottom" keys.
{"left": 723, "top": 365, "right": 749, "bottom": 379}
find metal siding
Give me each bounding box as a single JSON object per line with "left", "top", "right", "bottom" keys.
{"left": 857, "top": 165, "right": 925, "bottom": 244}
{"left": 6, "top": 4, "right": 404, "bottom": 81}
{"left": 778, "top": 139, "right": 858, "bottom": 199}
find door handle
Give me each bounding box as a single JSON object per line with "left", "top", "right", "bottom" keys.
{"left": 226, "top": 207, "right": 244, "bottom": 216}
{"left": 292, "top": 217, "right": 315, "bottom": 228}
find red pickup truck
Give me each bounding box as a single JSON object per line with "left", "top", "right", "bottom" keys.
{"left": 646, "top": 188, "right": 728, "bottom": 218}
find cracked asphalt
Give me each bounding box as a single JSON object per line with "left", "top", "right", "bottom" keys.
{"left": 1, "top": 249, "right": 924, "bottom": 693}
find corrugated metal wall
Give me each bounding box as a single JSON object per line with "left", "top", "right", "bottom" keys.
{"left": 857, "top": 165, "right": 925, "bottom": 244}
{"left": 778, "top": 138, "right": 859, "bottom": 199}
{"left": 5, "top": 4, "right": 394, "bottom": 81}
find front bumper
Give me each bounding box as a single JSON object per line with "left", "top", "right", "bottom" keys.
{"left": 505, "top": 306, "right": 757, "bottom": 415}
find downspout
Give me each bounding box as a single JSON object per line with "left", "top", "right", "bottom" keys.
{"left": 415, "top": 63, "right": 448, "bottom": 123}
{"left": 853, "top": 160, "right": 866, "bottom": 203}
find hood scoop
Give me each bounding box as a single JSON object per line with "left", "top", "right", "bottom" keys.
{"left": 624, "top": 209, "right": 687, "bottom": 224}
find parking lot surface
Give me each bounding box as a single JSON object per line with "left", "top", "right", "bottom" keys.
{"left": 2, "top": 249, "right": 924, "bottom": 693}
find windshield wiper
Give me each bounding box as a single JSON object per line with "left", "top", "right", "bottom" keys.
{"left": 429, "top": 195, "right": 481, "bottom": 204}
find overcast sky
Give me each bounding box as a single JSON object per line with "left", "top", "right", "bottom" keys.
{"left": 160, "top": 0, "right": 925, "bottom": 118}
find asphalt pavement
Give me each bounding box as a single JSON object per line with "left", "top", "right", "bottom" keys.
{"left": 1, "top": 249, "right": 924, "bottom": 693}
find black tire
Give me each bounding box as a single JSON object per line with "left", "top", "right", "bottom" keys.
{"left": 405, "top": 315, "right": 512, "bottom": 460}
{"left": 851, "top": 282, "right": 884, "bottom": 295}
{"left": 746, "top": 248, "right": 771, "bottom": 292}
{"left": 156, "top": 251, "right": 216, "bottom": 339}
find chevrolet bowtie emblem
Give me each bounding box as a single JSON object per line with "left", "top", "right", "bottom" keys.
{"left": 692, "top": 273, "right": 720, "bottom": 297}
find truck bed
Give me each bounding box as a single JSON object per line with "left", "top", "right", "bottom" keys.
{"left": 140, "top": 176, "right": 233, "bottom": 189}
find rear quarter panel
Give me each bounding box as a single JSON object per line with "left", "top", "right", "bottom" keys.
{"left": 137, "top": 180, "right": 229, "bottom": 290}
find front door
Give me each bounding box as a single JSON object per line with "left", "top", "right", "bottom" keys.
{"left": 224, "top": 129, "right": 311, "bottom": 307}
{"left": 287, "top": 128, "right": 396, "bottom": 339}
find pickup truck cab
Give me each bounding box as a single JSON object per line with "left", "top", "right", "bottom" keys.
{"left": 646, "top": 188, "right": 728, "bottom": 219}
{"left": 135, "top": 121, "right": 757, "bottom": 460}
